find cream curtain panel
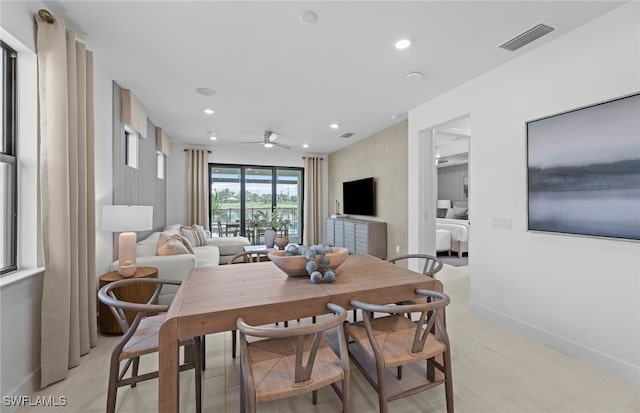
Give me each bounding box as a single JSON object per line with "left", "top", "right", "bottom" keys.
{"left": 303, "top": 157, "right": 323, "bottom": 246}
{"left": 36, "top": 11, "right": 97, "bottom": 388}
{"left": 186, "top": 149, "right": 210, "bottom": 229}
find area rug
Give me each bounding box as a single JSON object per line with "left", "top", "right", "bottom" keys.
{"left": 439, "top": 255, "right": 468, "bottom": 267}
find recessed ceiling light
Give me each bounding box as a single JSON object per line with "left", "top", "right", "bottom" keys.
{"left": 264, "top": 142, "right": 274, "bottom": 148}
{"left": 391, "top": 114, "right": 399, "bottom": 120}
{"left": 394, "top": 39, "right": 411, "bottom": 50}
{"left": 195, "top": 87, "right": 216, "bottom": 96}
{"left": 302, "top": 144, "right": 309, "bottom": 148}
{"left": 405, "top": 72, "right": 423, "bottom": 81}
{"left": 209, "top": 136, "right": 217, "bottom": 141}
{"left": 299, "top": 11, "right": 318, "bottom": 24}
{"left": 204, "top": 108, "right": 215, "bottom": 115}
{"left": 329, "top": 123, "right": 339, "bottom": 129}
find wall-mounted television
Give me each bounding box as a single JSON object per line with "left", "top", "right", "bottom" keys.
{"left": 526, "top": 92, "right": 640, "bottom": 240}
{"left": 343, "top": 177, "right": 375, "bottom": 216}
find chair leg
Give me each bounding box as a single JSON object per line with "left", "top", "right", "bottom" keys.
{"left": 232, "top": 329, "right": 237, "bottom": 359}
{"left": 312, "top": 389, "right": 317, "bottom": 405}
{"left": 131, "top": 357, "right": 140, "bottom": 388}
{"left": 397, "top": 366, "right": 402, "bottom": 380}
{"left": 444, "top": 350, "right": 454, "bottom": 413}
{"left": 106, "top": 351, "right": 121, "bottom": 413}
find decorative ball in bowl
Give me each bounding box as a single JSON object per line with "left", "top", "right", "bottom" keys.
{"left": 268, "top": 246, "right": 349, "bottom": 277}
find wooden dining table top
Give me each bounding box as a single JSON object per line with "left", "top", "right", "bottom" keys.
{"left": 159, "top": 253, "right": 443, "bottom": 412}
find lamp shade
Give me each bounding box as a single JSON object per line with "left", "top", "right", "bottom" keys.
{"left": 102, "top": 205, "right": 153, "bottom": 232}
{"left": 436, "top": 200, "right": 452, "bottom": 209}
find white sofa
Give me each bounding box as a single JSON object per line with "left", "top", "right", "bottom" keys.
{"left": 110, "top": 224, "right": 250, "bottom": 303}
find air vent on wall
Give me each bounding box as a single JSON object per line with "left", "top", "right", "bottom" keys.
{"left": 500, "top": 23, "right": 554, "bottom": 51}
{"left": 340, "top": 132, "right": 354, "bottom": 138}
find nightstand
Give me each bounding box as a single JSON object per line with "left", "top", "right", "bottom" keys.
{"left": 98, "top": 266, "right": 158, "bottom": 334}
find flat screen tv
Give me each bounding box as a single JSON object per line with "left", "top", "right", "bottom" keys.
{"left": 343, "top": 177, "right": 375, "bottom": 216}
{"left": 526, "top": 92, "right": 640, "bottom": 240}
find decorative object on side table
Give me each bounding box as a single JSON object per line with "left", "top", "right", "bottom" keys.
{"left": 268, "top": 245, "right": 348, "bottom": 279}
{"left": 102, "top": 205, "right": 153, "bottom": 277}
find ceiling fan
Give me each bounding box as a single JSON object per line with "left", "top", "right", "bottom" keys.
{"left": 239, "top": 130, "right": 290, "bottom": 149}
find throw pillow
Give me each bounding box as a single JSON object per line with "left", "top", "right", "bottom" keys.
{"left": 436, "top": 208, "right": 448, "bottom": 218}
{"left": 180, "top": 225, "right": 207, "bottom": 247}
{"left": 157, "top": 232, "right": 192, "bottom": 256}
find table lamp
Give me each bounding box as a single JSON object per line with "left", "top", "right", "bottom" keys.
{"left": 102, "top": 205, "right": 153, "bottom": 277}
{"left": 436, "top": 200, "right": 452, "bottom": 209}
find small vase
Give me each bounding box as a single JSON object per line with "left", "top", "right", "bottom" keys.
{"left": 274, "top": 236, "right": 289, "bottom": 249}
{"left": 264, "top": 228, "right": 276, "bottom": 248}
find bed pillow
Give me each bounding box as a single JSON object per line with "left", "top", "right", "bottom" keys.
{"left": 157, "top": 232, "right": 194, "bottom": 256}
{"left": 451, "top": 207, "right": 468, "bottom": 220}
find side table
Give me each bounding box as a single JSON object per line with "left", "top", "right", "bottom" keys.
{"left": 98, "top": 266, "right": 158, "bottom": 335}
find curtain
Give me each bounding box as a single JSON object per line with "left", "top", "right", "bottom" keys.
{"left": 303, "top": 157, "right": 323, "bottom": 245}
{"left": 186, "top": 149, "right": 209, "bottom": 229}
{"left": 36, "top": 11, "right": 97, "bottom": 388}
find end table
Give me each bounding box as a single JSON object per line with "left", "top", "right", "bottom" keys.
{"left": 98, "top": 266, "right": 158, "bottom": 335}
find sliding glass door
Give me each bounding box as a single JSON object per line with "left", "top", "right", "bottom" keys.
{"left": 210, "top": 164, "right": 303, "bottom": 245}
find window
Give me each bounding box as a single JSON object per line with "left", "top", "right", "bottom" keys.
{"left": 125, "top": 127, "right": 138, "bottom": 169}
{"left": 210, "top": 164, "right": 304, "bottom": 245}
{"left": 157, "top": 152, "right": 165, "bottom": 179}
{"left": 1, "top": 41, "right": 17, "bottom": 274}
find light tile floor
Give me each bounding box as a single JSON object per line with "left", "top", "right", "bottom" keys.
{"left": 17, "top": 264, "right": 640, "bottom": 412}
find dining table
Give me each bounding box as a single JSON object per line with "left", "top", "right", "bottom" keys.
{"left": 158, "top": 253, "right": 444, "bottom": 412}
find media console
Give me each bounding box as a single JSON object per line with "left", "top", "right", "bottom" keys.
{"left": 325, "top": 217, "right": 387, "bottom": 259}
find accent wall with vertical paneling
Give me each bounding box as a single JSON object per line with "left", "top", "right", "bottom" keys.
{"left": 112, "top": 81, "right": 166, "bottom": 243}
{"left": 437, "top": 163, "right": 468, "bottom": 202}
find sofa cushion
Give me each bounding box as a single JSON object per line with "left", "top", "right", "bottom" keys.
{"left": 157, "top": 232, "right": 194, "bottom": 256}
{"left": 193, "top": 245, "right": 220, "bottom": 267}
{"left": 206, "top": 236, "right": 251, "bottom": 256}
{"left": 136, "top": 232, "right": 161, "bottom": 257}
{"left": 181, "top": 225, "right": 208, "bottom": 246}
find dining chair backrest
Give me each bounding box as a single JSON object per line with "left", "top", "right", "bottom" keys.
{"left": 387, "top": 254, "right": 443, "bottom": 277}
{"left": 228, "top": 249, "right": 271, "bottom": 264}
{"left": 236, "top": 303, "right": 350, "bottom": 412}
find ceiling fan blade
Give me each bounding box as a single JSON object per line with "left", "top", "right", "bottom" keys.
{"left": 274, "top": 142, "right": 290, "bottom": 149}
{"left": 238, "top": 140, "right": 264, "bottom": 144}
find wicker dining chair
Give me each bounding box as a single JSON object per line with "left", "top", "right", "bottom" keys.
{"left": 237, "top": 303, "right": 350, "bottom": 412}
{"left": 345, "top": 290, "right": 452, "bottom": 413}
{"left": 97, "top": 278, "right": 202, "bottom": 413}
{"left": 387, "top": 254, "right": 443, "bottom": 277}
{"left": 228, "top": 249, "right": 271, "bottom": 264}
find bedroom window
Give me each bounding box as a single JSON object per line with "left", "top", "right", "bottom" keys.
{"left": 1, "top": 41, "right": 17, "bottom": 275}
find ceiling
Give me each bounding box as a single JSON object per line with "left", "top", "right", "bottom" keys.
{"left": 38, "top": 1, "right": 623, "bottom": 154}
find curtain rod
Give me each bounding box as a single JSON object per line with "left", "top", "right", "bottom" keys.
{"left": 184, "top": 149, "right": 212, "bottom": 153}
{"left": 38, "top": 9, "right": 55, "bottom": 24}
{"left": 302, "top": 157, "right": 324, "bottom": 160}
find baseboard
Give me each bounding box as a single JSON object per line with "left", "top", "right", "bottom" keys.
{"left": 2, "top": 368, "right": 40, "bottom": 412}
{"left": 469, "top": 301, "right": 640, "bottom": 385}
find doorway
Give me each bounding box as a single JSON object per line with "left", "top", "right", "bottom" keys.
{"left": 419, "top": 115, "right": 470, "bottom": 266}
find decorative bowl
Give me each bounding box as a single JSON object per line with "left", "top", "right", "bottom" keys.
{"left": 268, "top": 247, "right": 349, "bottom": 277}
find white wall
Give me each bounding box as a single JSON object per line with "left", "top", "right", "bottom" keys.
{"left": 166, "top": 143, "right": 327, "bottom": 227}
{"left": 409, "top": 2, "right": 640, "bottom": 384}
